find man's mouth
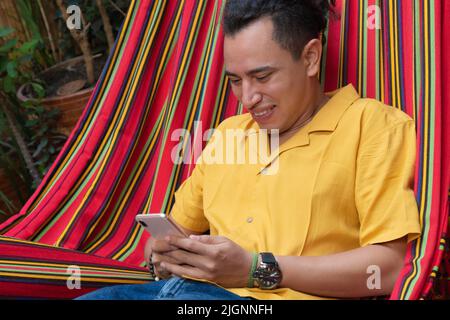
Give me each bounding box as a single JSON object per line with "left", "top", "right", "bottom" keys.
{"left": 250, "top": 105, "right": 276, "bottom": 121}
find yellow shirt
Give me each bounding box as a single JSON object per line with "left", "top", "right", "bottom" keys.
{"left": 170, "top": 84, "right": 421, "bottom": 300}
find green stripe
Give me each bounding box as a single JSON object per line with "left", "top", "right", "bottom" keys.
{"left": 363, "top": 0, "right": 368, "bottom": 97}
{"left": 320, "top": 12, "right": 330, "bottom": 87}
{"left": 115, "top": 226, "right": 145, "bottom": 261}
{"left": 375, "top": 0, "right": 380, "bottom": 100}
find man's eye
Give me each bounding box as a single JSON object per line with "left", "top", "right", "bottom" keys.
{"left": 230, "top": 79, "right": 241, "bottom": 85}
{"left": 256, "top": 74, "right": 270, "bottom": 82}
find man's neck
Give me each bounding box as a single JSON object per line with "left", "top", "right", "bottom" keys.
{"left": 278, "top": 90, "right": 329, "bottom": 146}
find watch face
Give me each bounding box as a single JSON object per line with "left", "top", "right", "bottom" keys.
{"left": 253, "top": 262, "right": 282, "bottom": 290}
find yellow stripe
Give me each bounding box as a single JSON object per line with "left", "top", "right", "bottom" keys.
{"left": 0, "top": 260, "right": 147, "bottom": 275}
{"left": 215, "top": 72, "right": 229, "bottom": 128}
{"left": 0, "top": 272, "right": 148, "bottom": 284}
{"left": 338, "top": 0, "right": 347, "bottom": 87}
{"left": 380, "top": 16, "right": 385, "bottom": 103}
{"left": 388, "top": 3, "right": 396, "bottom": 107}
{"left": 393, "top": 0, "right": 402, "bottom": 109}
{"left": 358, "top": 2, "right": 363, "bottom": 93}
{"left": 112, "top": 221, "right": 141, "bottom": 260}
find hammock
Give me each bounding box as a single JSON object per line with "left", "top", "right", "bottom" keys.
{"left": 0, "top": 0, "right": 448, "bottom": 300}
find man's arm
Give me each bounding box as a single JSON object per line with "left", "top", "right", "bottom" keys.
{"left": 276, "top": 236, "right": 407, "bottom": 298}
{"left": 162, "top": 235, "right": 407, "bottom": 298}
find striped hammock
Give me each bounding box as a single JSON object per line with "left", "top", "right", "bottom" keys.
{"left": 0, "top": 0, "right": 448, "bottom": 300}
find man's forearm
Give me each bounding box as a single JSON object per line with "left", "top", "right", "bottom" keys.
{"left": 276, "top": 237, "right": 407, "bottom": 298}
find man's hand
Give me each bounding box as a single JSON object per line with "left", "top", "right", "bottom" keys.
{"left": 161, "top": 235, "right": 253, "bottom": 288}
{"left": 144, "top": 237, "right": 182, "bottom": 279}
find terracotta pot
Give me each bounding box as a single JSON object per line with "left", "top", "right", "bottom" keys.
{"left": 16, "top": 55, "right": 101, "bottom": 136}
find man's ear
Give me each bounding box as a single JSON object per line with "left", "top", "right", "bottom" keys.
{"left": 302, "top": 38, "right": 323, "bottom": 77}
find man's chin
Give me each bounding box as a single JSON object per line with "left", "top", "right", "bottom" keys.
{"left": 255, "top": 122, "right": 280, "bottom": 133}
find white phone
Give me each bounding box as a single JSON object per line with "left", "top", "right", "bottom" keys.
{"left": 135, "top": 213, "right": 187, "bottom": 239}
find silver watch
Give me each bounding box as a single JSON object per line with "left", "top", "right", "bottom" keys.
{"left": 252, "top": 252, "right": 282, "bottom": 290}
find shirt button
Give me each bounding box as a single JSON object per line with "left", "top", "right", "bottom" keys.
{"left": 247, "top": 217, "right": 254, "bottom": 223}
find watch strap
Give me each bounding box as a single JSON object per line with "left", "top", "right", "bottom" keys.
{"left": 247, "top": 252, "right": 259, "bottom": 288}
{"left": 260, "top": 252, "right": 277, "bottom": 265}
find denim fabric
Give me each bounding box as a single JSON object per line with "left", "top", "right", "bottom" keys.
{"left": 75, "top": 277, "right": 253, "bottom": 300}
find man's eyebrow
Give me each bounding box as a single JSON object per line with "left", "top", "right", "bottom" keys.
{"left": 225, "top": 66, "right": 277, "bottom": 78}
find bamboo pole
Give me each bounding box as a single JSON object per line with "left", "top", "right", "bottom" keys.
{"left": 37, "top": 0, "right": 58, "bottom": 63}
{"left": 96, "top": 0, "right": 115, "bottom": 53}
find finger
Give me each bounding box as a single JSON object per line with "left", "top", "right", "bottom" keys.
{"left": 152, "top": 252, "right": 181, "bottom": 266}
{"left": 151, "top": 238, "right": 178, "bottom": 253}
{"left": 189, "top": 235, "right": 227, "bottom": 244}
{"left": 164, "top": 249, "right": 211, "bottom": 271}
{"left": 151, "top": 253, "right": 179, "bottom": 280}
{"left": 161, "top": 262, "right": 206, "bottom": 280}
{"left": 167, "top": 236, "right": 213, "bottom": 256}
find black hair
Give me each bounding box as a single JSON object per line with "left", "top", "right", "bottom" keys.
{"left": 223, "top": 0, "right": 336, "bottom": 60}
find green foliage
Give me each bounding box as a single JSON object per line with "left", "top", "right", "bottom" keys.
{"left": 0, "top": 27, "right": 42, "bottom": 94}
{"left": 0, "top": 27, "right": 67, "bottom": 212}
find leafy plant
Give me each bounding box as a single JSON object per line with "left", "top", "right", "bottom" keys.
{"left": 0, "top": 27, "right": 67, "bottom": 212}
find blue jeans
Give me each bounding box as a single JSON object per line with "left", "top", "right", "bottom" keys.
{"left": 76, "top": 277, "right": 253, "bottom": 300}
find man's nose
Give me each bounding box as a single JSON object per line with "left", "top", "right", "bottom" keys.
{"left": 241, "top": 82, "right": 262, "bottom": 110}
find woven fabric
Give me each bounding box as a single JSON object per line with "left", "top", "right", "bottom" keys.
{"left": 0, "top": 0, "right": 448, "bottom": 299}
{"left": 0, "top": 236, "right": 150, "bottom": 299}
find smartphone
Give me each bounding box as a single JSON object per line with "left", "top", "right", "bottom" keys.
{"left": 135, "top": 213, "right": 188, "bottom": 239}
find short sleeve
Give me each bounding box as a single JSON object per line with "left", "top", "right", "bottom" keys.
{"left": 169, "top": 159, "right": 210, "bottom": 233}
{"left": 356, "top": 119, "right": 421, "bottom": 247}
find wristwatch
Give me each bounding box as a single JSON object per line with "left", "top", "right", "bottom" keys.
{"left": 252, "top": 252, "right": 282, "bottom": 290}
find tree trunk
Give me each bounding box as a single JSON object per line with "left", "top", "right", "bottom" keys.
{"left": 0, "top": 95, "right": 41, "bottom": 187}
{"left": 55, "top": 0, "right": 95, "bottom": 84}
{"left": 96, "top": 0, "right": 115, "bottom": 53}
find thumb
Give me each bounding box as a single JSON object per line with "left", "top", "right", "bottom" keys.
{"left": 189, "top": 235, "right": 227, "bottom": 244}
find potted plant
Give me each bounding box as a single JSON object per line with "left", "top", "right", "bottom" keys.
{"left": 15, "top": 0, "right": 129, "bottom": 135}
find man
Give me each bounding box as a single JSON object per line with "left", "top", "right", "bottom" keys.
{"left": 78, "top": 0, "right": 421, "bottom": 300}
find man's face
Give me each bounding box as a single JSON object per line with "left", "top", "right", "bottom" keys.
{"left": 224, "top": 17, "right": 311, "bottom": 132}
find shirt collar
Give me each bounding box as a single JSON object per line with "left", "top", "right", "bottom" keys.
{"left": 274, "top": 84, "right": 360, "bottom": 151}
{"left": 308, "top": 84, "right": 360, "bottom": 134}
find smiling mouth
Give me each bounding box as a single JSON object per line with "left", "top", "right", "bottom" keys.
{"left": 251, "top": 105, "right": 276, "bottom": 120}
